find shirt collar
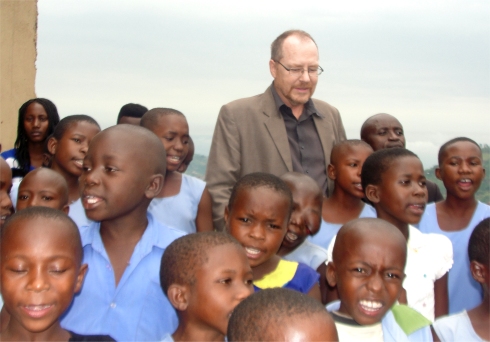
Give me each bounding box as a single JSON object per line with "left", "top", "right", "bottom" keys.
{"left": 270, "top": 82, "right": 320, "bottom": 118}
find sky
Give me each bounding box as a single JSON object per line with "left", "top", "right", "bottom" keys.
{"left": 35, "top": 0, "right": 490, "bottom": 168}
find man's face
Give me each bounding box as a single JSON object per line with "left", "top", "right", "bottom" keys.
{"left": 270, "top": 35, "right": 319, "bottom": 109}
{"left": 363, "top": 114, "right": 405, "bottom": 151}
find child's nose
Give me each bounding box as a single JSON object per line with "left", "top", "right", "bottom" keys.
{"left": 237, "top": 283, "right": 254, "bottom": 301}
{"left": 0, "top": 192, "right": 13, "bottom": 210}
{"left": 26, "top": 268, "right": 50, "bottom": 292}
{"left": 366, "top": 273, "right": 383, "bottom": 293}
{"left": 249, "top": 223, "right": 266, "bottom": 240}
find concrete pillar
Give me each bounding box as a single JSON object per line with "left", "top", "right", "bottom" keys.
{"left": 0, "top": 0, "right": 37, "bottom": 151}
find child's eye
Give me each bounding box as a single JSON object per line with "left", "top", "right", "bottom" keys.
{"left": 72, "top": 138, "right": 81, "bottom": 143}
{"left": 238, "top": 217, "right": 250, "bottom": 223}
{"left": 18, "top": 195, "right": 29, "bottom": 200}
{"left": 49, "top": 269, "right": 67, "bottom": 274}
{"left": 353, "top": 267, "right": 366, "bottom": 273}
{"left": 105, "top": 166, "right": 118, "bottom": 173}
{"left": 42, "top": 196, "right": 54, "bottom": 201}
{"left": 349, "top": 163, "right": 358, "bottom": 167}
{"left": 419, "top": 180, "right": 427, "bottom": 187}
{"left": 219, "top": 278, "right": 232, "bottom": 285}
{"left": 245, "top": 278, "right": 254, "bottom": 286}
{"left": 268, "top": 223, "right": 281, "bottom": 229}
{"left": 9, "top": 267, "right": 27, "bottom": 273}
{"left": 386, "top": 272, "right": 400, "bottom": 279}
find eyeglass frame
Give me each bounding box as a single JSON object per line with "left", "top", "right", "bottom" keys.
{"left": 274, "top": 60, "right": 324, "bottom": 77}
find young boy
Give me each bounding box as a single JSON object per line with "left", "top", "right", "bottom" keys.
{"left": 276, "top": 172, "right": 329, "bottom": 302}
{"left": 418, "top": 137, "right": 489, "bottom": 314}
{"left": 361, "top": 148, "right": 453, "bottom": 321}
{"left": 60, "top": 125, "right": 185, "bottom": 341}
{"left": 360, "top": 113, "right": 443, "bottom": 203}
{"left": 0, "top": 157, "right": 13, "bottom": 228}
{"left": 160, "top": 232, "right": 253, "bottom": 341}
{"left": 15, "top": 167, "right": 69, "bottom": 213}
{"left": 227, "top": 288, "right": 338, "bottom": 341}
{"left": 309, "top": 140, "right": 375, "bottom": 250}
{"left": 116, "top": 103, "right": 148, "bottom": 125}
{"left": 433, "top": 217, "right": 489, "bottom": 341}
{"left": 0, "top": 206, "right": 114, "bottom": 341}
{"left": 326, "top": 218, "right": 432, "bottom": 341}
{"left": 225, "top": 172, "right": 321, "bottom": 300}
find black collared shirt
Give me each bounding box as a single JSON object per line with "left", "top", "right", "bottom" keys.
{"left": 271, "top": 84, "right": 328, "bottom": 195}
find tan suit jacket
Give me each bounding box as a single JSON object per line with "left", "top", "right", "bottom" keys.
{"left": 205, "top": 85, "right": 346, "bottom": 230}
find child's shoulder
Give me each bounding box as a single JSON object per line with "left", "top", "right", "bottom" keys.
{"left": 283, "top": 240, "right": 328, "bottom": 270}
{"left": 408, "top": 226, "right": 453, "bottom": 275}
{"left": 254, "top": 260, "right": 319, "bottom": 294}
{"left": 388, "top": 305, "right": 433, "bottom": 342}
{"left": 433, "top": 311, "right": 482, "bottom": 342}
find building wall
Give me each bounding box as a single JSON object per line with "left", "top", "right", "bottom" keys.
{"left": 0, "top": 0, "right": 37, "bottom": 151}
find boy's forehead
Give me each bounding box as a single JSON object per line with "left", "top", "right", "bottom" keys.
{"left": 443, "top": 140, "right": 482, "bottom": 159}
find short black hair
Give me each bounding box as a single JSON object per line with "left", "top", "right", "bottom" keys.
{"left": 160, "top": 232, "right": 242, "bottom": 294}
{"left": 19, "top": 168, "right": 69, "bottom": 207}
{"left": 330, "top": 139, "right": 373, "bottom": 165}
{"left": 14, "top": 98, "right": 60, "bottom": 175}
{"left": 1, "top": 206, "right": 82, "bottom": 263}
{"left": 361, "top": 148, "right": 419, "bottom": 192}
{"left": 438, "top": 137, "right": 481, "bottom": 165}
{"left": 228, "top": 172, "right": 293, "bottom": 218}
{"left": 117, "top": 103, "right": 148, "bottom": 123}
{"left": 51, "top": 115, "right": 100, "bottom": 141}
{"left": 468, "top": 218, "right": 489, "bottom": 265}
{"left": 140, "top": 107, "right": 185, "bottom": 132}
{"left": 227, "top": 288, "right": 329, "bottom": 341}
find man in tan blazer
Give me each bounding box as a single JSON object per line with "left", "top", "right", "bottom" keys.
{"left": 206, "top": 30, "right": 346, "bottom": 230}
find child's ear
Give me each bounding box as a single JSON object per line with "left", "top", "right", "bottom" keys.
{"left": 470, "top": 260, "right": 487, "bottom": 284}
{"left": 435, "top": 167, "right": 442, "bottom": 180}
{"left": 145, "top": 174, "right": 164, "bottom": 199}
{"left": 47, "top": 136, "right": 58, "bottom": 155}
{"left": 326, "top": 261, "right": 338, "bottom": 287}
{"left": 167, "top": 284, "right": 190, "bottom": 311}
{"left": 365, "top": 184, "right": 380, "bottom": 204}
{"left": 62, "top": 205, "right": 70, "bottom": 215}
{"left": 327, "top": 164, "right": 336, "bottom": 180}
{"left": 74, "top": 263, "right": 88, "bottom": 293}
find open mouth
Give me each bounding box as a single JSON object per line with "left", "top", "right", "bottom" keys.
{"left": 359, "top": 300, "right": 383, "bottom": 314}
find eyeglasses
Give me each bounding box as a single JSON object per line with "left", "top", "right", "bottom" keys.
{"left": 275, "top": 60, "right": 324, "bottom": 77}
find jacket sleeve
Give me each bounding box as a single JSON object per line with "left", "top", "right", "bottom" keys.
{"left": 205, "top": 104, "right": 241, "bottom": 231}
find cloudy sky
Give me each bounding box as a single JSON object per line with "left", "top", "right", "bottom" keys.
{"left": 35, "top": 0, "right": 489, "bottom": 168}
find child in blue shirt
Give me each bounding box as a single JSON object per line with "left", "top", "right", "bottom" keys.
{"left": 61, "top": 125, "right": 184, "bottom": 341}
{"left": 225, "top": 172, "right": 321, "bottom": 301}
{"left": 326, "top": 218, "right": 433, "bottom": 341}
{"left": 418, "top": 137, "right": 490, "bottom": 314}
{"left": 160, "top": 232, "right": 253, "bottom": 341}
{"left": 433, "top": 217, "right": 489, "bottom": 341}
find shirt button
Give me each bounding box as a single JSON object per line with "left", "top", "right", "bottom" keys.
{"left": 110, "top": 302, "right": 116, "bottom": 308}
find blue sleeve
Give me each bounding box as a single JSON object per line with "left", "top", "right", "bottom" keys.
{"left": 285, "top": 262, "right": 320, "bottom": 294}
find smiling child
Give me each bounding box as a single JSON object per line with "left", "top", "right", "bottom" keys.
{"left": 141, "top": 108, "right": 214, "bottom": 233}
{"left": 418, "top": 137, "right": 490, "bottom": 314}
{"left": 0, "top": 206, "right": 115, "bottom": 341}
{"left": 326, "top": 218, "right": 432, "bottom": 341}
{"left": 160, "top": 232, "right": 253, "bottom": 341}
{"left": 0, "top": 158, "right": 13, "bottom": 227}
{"left": 225, "top": 172, "right": 321, "bottom": 300}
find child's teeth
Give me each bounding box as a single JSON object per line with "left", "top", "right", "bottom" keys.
{"left": 86, "top": 196, "right": 100, "bottom": 204}
{"left": 26, "top": 304, "right": 51, "bottom": 311}
{"left": 460, "top": 179, "right": 471, "bottom": 183}
{"left": 359, "top": 300, "right": 382, "bottom": 311}
{"left": 245, "top": 247, "right": 260, "bottom": 255}
{"left": 287, "top": 232, "right": 298, "bottom": 241}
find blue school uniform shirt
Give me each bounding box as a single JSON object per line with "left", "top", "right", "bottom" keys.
{"left": 417, "top": 202, "right": 490, "bottom": 314}
{"left": 326, "top": 301, "right": 433, "bottom": 342}
{"left": 61, "top": 213, "right": 184, "bottom": 341}
{"left": 282, "top": 240, "right": 328, "bottom": 270}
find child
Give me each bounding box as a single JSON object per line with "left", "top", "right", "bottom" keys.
{"left": 0, "top": 206, "right": 114, "bottom": 341}
{"left": 47, "top": 115, "right": 101, "bottom": 227}
{"left": 116, "top": 103, "right": 148, "bottom": 125}
{"left": 60, "top": 125, "right": 185, "bottom": 341}
{"left": 141, "top": 108, "right": 213, "bottom": 233}
{"left": 16, "top": 167, "right": 69, "bottom": 213}
{"left": 1, "top": 98, "right": 60, "bottom": 181}
{"left": 276, "top": 172, "right": 329, "bottom": 302}
{"left": 0, "top": 157, "right": 13, "bottom": 228}
{"left": 227, "top": 288, "right": 338, "bottom": 341}
{"left": 433, "top": 218, "right": 489, "bottom": 341}
{"left": 360, "top": 113, "right": 443, "bottom": 203}
{"left": 160, "top": 232, "right": 253, "bottom": 341}
{"left": 362, "top": 148, "right": 453, "bottom": 321}
{"left": 418, "top": 137, "right": 490, "bottom": 315}
{"left": 177, "top": 136, "right": 194, "bottom": 173}
{"left": 326, "top": 218, "right": 432, "bottom": 341}
{"left": 225, "top": 172, "right": 321, "bottom": 300}
{"left": 309, "top": 140, "right": 376, "bottom": 250}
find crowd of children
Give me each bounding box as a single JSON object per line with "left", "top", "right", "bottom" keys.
{"left": 0, "top": 98, "right": 488, "bottom": 342}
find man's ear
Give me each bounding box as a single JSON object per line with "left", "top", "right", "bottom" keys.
{"left": 74, "top": 264, "right": 88, "bottom": 293}
{"left": 269, "top": 59, "right": 277, "bottom": 79}
{"left": 62, "top": 204, "right": 70, "bottom": 215}
{"left": 470, "top": 260, "right": 487, "bottom": 284}
{"left": 167, "top": 284, "right": 190, "bottom": 311}
{"left": 365, "top": 184, "right": 380, "bottom": 204}
{"left": 327, "top": 164, "right": 336, "bottom": 181}
{"left": 326, "top": 262, "right": 338, "bottom": 287}
{"left": 47, "top": 136, "right": 58, "bottom": 155}
{"left": 435, "top": 167, "right": 442, "bottom": 181}
{"left": 145, "top": 174, "right": 164, "bottom": 199}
